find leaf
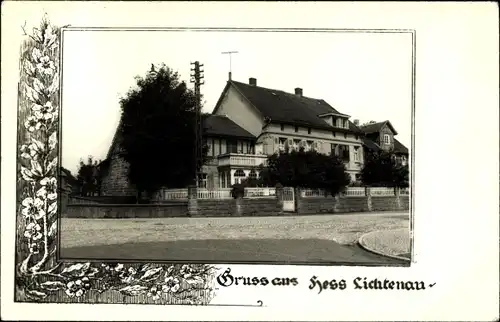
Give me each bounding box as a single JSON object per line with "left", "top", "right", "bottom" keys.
{"left": 139, "top": 263, "right": 153, "bottom": 272}
{"left": 25, "top": 289, "right": 47, "bottom": 300}
{"left": 48, "top": 220, "right": 57, "bottom": 237}
{"left": 118, "top": 285, "right": 148, "bottom": 296}
{"left": 40, "top": 281, "right": 65, "bottom": 291}
{"left": 21, "top": 166, "right": 35, "bottom": 182}
{"left": 45, "top": 158, "right": 57, "bottom": 174}
{"left": 48, "top": 73, "right": 59, "bottom": 94}
{"left": 33, "top": 78, "right": 45, "bottom": 94}
{"left": 185, "top": 276, "right": 204, "bottom": 285}
{"left": 25, "top": 85, "right": 39, "bottom": 102}
{"left": 48, "top": 201, "right": 57, "bottom": 215}
{"left": 24, "top": 60, "right": 35, "bottom": 75}
{"left": 139, "top": 267, "right": 162, "bottom": 281}
{"left": 61, "top": 262, "right": 90, "bottom": 277}
{"left": 30, "top": 160, "right": 43, "bottom": 177}
{"left": 49, "top": 132, "right": 57, "bottom": 149}
{"left": 31, "top": 138, "right": 45, "bottom": 153}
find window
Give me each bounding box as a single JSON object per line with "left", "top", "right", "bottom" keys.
{"left": 308, "top": 128, "right": 311, "bottom": 134}
{"left": 249, "top": 169, "right": 257, "bottom": 180}
{"left": 294, "top": 125, "right": 299, "bottom": 133}
{"left": 344, "top": 120, "right": 349, "bottom": 128}
{"left": 383, "top": 134, "right": 390, "bottom": 144}
{"left": 355, "top": 174, "right": 361, "bottom": 181}
{"left": 331, "top": 144, "right": 339, "bottom": 156}
{"left": 339, "top": 145, "right": 350, "bottom": 161}
{"left": 332, "top": 132, "right": 336, "bottom": 137}
{"left": 344, "top": 133, "right": 347, "bottom": 139}
{"left": 278, "top": 137, "right": 286, "bottom": 151}
{"left": 293, "top": 139, "right": 301, "bottom": 151}
{"left": 221, "top": 173, "right": 226, "bottom": 188}
{"left": 234, "top": 169, "right": 246, "bottom": 184}
{"left": 214, "top": 139, "right": 220, "bottom": 156}
{"left": 281, "top": 124, "right": 285, "bottom": 131}
{"left": 355, "top": 135, "right": 359, "bottom": 140}
{"left": 354, "top": 146, "right": 360, "bottom": 162}
{"left": 198, "top": 173, "right": 207, "bottom": 188}
{"left": 227, "top": 139, "right": 238, "bottom": 153}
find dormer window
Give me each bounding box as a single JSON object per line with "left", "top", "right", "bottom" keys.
{"left": 383, "top": 134, "right": 390, "bottom": 144}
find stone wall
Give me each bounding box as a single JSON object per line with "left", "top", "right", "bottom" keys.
{"left": 100, "top": 156, "right": 137, "bottom": 197}
{"left": 296, "top": 188, "right": 408, "bottom": 214}
{"left": 64, "top": 203, "right": 188, "bottom": 219}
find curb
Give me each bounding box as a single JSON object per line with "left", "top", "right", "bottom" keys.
{"left": 358, "top": 230, "right": 411, "bottom": 262}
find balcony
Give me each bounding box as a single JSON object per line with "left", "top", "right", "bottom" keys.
{"left": 217, "top": 153, "right": 268, "bottom": 167}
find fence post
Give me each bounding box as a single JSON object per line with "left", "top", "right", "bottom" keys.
{"left": 395, "top": 187, "right": 401, "bottom": 210}
{"left": 294, "top": 187, "right": 302, "bottom": 214}
{"left": 366, "top": 187, "right": 372, "bottom": 212}
{"left": 334, "top": 193, "right": 340, "bottom": 213}
{"left": 276, "top": 185, "right": 284, "bottom": 208}
{"left": 234, "top": 196, "right": 243, "bottom": 216}
{"left": 187, "top": 185, "right": 198, "bottom": 216}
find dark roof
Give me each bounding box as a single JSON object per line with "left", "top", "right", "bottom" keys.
{"left": 359, "top": 120, "right": 398, "bottom": 135}
{"left": 228, "top": 81, "right": 359, "bottom": 132}
{"left": 393, "top": 138, "right": 409, "bottom": 154}
{"left": 362, "top": 138, "right": 381, "bottom": 151}
{"left": 202, "top": 114, "right": 255, "bottom": 139}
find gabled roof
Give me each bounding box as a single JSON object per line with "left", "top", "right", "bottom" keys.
{"left": 203, "top": 114, "right": 255, "bottom": 140}
{"left": 215, "top": 80, "right": 361, "bottom": 133}
{"left": 393, "top": 138, "right": 409, "bottom": 154}
{"left": 362, "top": 137, "right": 381, "bottom": 152}
{"left": 359, "top": 120, "right": 398, "bottom": 136}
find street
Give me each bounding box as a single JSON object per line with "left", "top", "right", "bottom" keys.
{"left": 60, "top": 211, "right": 410, "bottom": 265}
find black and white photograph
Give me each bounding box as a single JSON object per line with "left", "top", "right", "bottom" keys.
{"left": 58, "top": 28, "right": 413, "bottom": 264}
{"left": 2, "top": 2, "right": 498, "bottom": 321}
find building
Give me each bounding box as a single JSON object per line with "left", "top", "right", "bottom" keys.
{"left": 207, "top": 77, "right": 366, "bottom": 186}
{"left": 358, "top": 120, "right": 409, "bottom": 166}
{"left": 100, "top": 77, "right": 409, "bottom": 196}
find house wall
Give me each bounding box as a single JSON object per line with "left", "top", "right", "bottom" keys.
{"left": 379, "top": 124, "right": 395, "bottom": 151}
{"left": 259, "top": 122, "right": 364, "bottom": 179}
{"left": 215, "top": 86, "right": 264, "bottom": 137}
{"left": 100, "top": 155, "right": 136, "bottom": 197}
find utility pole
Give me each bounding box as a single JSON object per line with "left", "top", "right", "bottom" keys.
{"left": 221, "top": 51, "right": 238, "bottom": 80}
{"left": 190, "top": 61, "right": 204, "bottom": 187}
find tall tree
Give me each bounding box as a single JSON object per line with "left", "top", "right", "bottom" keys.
{"left": 119, "top": 63, "right": 208, "bottom": 198}
{"left": 360, "top": 150, "right": 409, "bottom": 187}
{"left": 261, "top": 149, "right": 350, "bottom": 196}
{"left": 76, "top": 156, "right": 100, "bottom": 196}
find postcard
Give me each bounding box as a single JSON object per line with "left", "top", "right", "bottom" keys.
{"left": 1, "top": 2, "right": 498, "bottom": 321}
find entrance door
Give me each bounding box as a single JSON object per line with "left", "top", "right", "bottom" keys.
{"left": 282, "top": 187, "right": 295, "bottom": 212}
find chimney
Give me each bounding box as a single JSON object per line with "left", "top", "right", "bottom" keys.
{"left": 354, "top": 119, "right": 359, "bottom": 126}
{"left": 295, "top": 88, "right": 303, "bottom": 96}
{"left": 249, "top": 78, "right": 257, "bottom": 86}
{"left": 228, "top": 72, "right": 232, "bottom": 81}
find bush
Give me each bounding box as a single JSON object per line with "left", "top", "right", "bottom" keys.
{"left": 231, "top": 183, "right": 245, "bottom": 199}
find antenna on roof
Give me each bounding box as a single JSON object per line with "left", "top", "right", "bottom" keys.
{"left": 221, "top": 51, "right": 238, "bottom": 80}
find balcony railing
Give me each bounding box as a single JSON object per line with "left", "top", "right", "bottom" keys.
{"left": 217, "top": 153, "right": 268, "bottom": 167}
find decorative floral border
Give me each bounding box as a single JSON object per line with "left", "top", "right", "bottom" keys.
{"left": 15, "top": 16, "right": 217, "bottom": 304}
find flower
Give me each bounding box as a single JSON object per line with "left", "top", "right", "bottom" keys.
{"left": 36, "top": 56, "right": 55, "bottom": 76}
{"left": 20, "top": 145, "right": 31, "bottom": 159}
{"left": 180, "top": 264, "right": 195, "bottom": 279}
{"left": 37, "top": 177, "right": 57, "bottom": 200}
{"left": 24, "top": 116, "right": 41, "bottom": 132}
{"left": 65, "top": 277, "right": 91, "bottom": 298}
{"left": 24, "top": 222, "right": 42, "bottom": 241}
{"left": 147, "top": 286, "right": 161, "bottom": 301}
{"left": 162, "top": 276, "right": 180, "bottom": 294}
{"left": 32, "top": 102, "right": 55, "bottom": 121}
{"left": 21, "top": 197, "right": 45, "bottom": 220}
{"left": 29, "top": 242, "right": 40, "bottom": 254}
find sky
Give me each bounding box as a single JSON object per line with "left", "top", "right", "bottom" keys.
{"left": 62, "top": 30, "right": 413, "bottom": 174}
